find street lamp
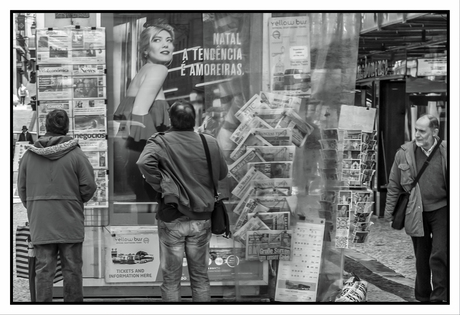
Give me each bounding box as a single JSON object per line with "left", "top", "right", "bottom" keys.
{"left": 31, "top": 21, "right": 36, "bottom": 36}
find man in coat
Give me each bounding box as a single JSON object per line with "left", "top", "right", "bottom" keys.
{"left": 385, "top": 114, "right": 447, "bottom": 303}
{"left": 17, "top": 109, "right": 97, "bottom": 302}
{"left": 137, "top": 100, "right": 228, "bottom": 302}
{"left": 18, "top": 126, "right": 34, "bottom": 144}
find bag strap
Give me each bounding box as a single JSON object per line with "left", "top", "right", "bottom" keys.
{"left": 199, "top": 134, "right": 218, "bottom": 200}
{"left": 411, "top": 138, "right": 442, "bottom": 188}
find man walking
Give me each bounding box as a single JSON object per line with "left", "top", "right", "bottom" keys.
{"left": 17, "top": 109, "right": 97, "bottom": 302}
{"left": 137, "top": 100, "right": 228, "bottom": 302}
{"left": 385, "top": 114, "right": 448, "bottom": 302}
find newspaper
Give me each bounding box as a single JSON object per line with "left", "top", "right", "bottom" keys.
{"left": 234, "top": 94, "right": 270, "bottom": 123}
{"left": 74, "top": 132, "right": 108, "bottom": 151}
{"left": 37, "top": 100, "right": 72, "bottom": 116}
{"left": 230, "top": 116, "right": 272, "bottom": 145}
{"left": 69, "top": 27, "right": 106, "bottom": 64}
{"left": 246, "top": 230, "right": 293, "bottom": 261}
{"left": 13, "top": 142, "right": 30, "bottom": 172}
{"left": 252, "top": 178, "right": 293, "bottom": 197}
{"left": 253, "top": 128, "right": 293, "bottom": 146}
{"left": 259, "top": 91, "right": 302, "bottom": 111}
{"left": 37, "top": 64, "right": 72, "bottom": 76}
{"left": 73, "top": 99, "right": 106, "bottom": 115}
{"left": 246, "top": 161, "right": 293, "bottom": 179}
{"left": 232, "top": 216, "right": 270, "bottom": 245}
{"left": 73, "top": 114, "right": 106, "bottom": 133}
{"left": 72, "top": 64, "right": 106, "bottom": 76}
{"left": 71, "top": 49, "right": 106, "bottom": 64}
{"left": 73, "top": 76, "right": 106, "bottom": 99}
{"left": 229, "top": 129, "right": 272, "bottom": 161}
{"left": 232, "top": 186, "right": 256, "bottom": 215}
{"left": 36, "top": 28, "right": 72, "bottom": 64}
{"left": 247, "top": 211, "right": 290, "bottom": 231}
{"left": 233, "top": 198, "right": 270, "bottom": 235}
{"left": 253, "top": 109, "right": 286, "bottom": 127}
{"left": 253, "top": 196, "right": 291, "bottom": 212}
{"left": 83, "top": 151, "right": 107, "bottom": 169}
{"left": 86, "top": 169, "right": 108, "bottom": 207}
{"left": 275, "top": 109, "right": 314, "bottom": 147}
{"left": 37, "top": 75, "right": 73, "bottom": 100}
{"left": 228, "top": 148, "right": 266, "bottom": 182}
{"left": 231, "top": 167, "right": 270, "bottom": 199}
{"left": 248, "top": 145, "right": 296, "bottom": 162}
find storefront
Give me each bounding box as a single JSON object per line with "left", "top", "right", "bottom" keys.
{"left": 21, "top": 11, "right": 447, "bottom": 302}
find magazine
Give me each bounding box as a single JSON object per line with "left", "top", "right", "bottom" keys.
{"left": 73, "top": 114, "right": 106, "bottom": 133}
{"left": 74, "top": 132, "right": 108, "bottom": 151}
{"left": 231, "top": 167, "right": 270, "bottom": 199}
{"left": 232, "top": 216, "right": 270, "bottom": 245}
{"left": 253, "top": 128, "right": 293, "bottom": 146}
{"left": 234, "top": 94, "right": 270, "bottom": 123}
{"left": 246, "top": 161, "right": 293, "bottom": 179}
{"left": 228, "top": 148, "right": 266, "bottom": 182}
{"left": 246, "top": 230, "right": 293, "bottom": 261}
{"left": 248, "top": 145, "right": 296, "bottom": 162}
{"left": 275, "top": 109, "right": 314, "bottom": 147}
{"left": 247, "top": 211, "right": 290, "bottom": 231}
{"left": 230, "top": 116, "right": 272, "bottom": 146}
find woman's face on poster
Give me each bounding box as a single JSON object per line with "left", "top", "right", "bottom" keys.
{"left": 145, "top": 30, "right": 174, "bottom": 64}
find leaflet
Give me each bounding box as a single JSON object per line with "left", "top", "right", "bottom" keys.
{"left": 246, "top": 230, "right": 293, "bottom": 261}
{"left": 230, "top": 116, "right": 272, "bottom": 146}
{"left": 73, "top": 76, "right": 106, "bottom": 99}
{"left": 248, "top": 145, "right": 296, "bottom": 162}
{"left": 74, "top": 132, "right": 108, "bottom": 151}
{"left": 234, "top": 94, "right": 270, "bottom": 123}
{"left": 247, "top": 211, "right": 290, "bottom": 231}
{"left": 228, "top": 148, "right": 266, "bottom": 182}
{"left": 246, "top": 161, "right": 293, "bottom": 179}
{"left": 37, "top": 75, "right": 73, "bottom": 100}
{"left": 275, "top": 219, "right": 325, "bottom": 302}
{"left": 73, "top": 114, "right": 106, "bottom": 133}
{"left": 73, "top": 99, "right": 106, "bottom": 115}
{"left": 37, "top": 100, "right": 72, "bottom": 116}
{"left": 229, "top": 130, "right": 272, "bottom": 161}
{"left": 253, "top": 128, "right": 293, "bottom": 146}
{"left": 232, "top": 216, "right": 270, "bottom": 245}
{"left": 275, "top": 108, "right": 314, "bottom": 147}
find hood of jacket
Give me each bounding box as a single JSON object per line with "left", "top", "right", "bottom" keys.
{"left": 26, "top": 133, "right": 79, "bottom": 160}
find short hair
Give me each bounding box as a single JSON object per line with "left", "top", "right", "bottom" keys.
{"left": 46, "top": 109, "right": 69, "bottom": 135}
{"left": 418, "top": 114, "right": 439, "bottom": 130}
{"left": 139, "top": 22, "right": 175, "bottom": 63}
{"left": 169, "top": 100, "right": 196, "bottom": 130}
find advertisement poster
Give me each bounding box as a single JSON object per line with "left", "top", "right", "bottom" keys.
{"left": 268, "top": 16, "right": 311, "bottom": 95}
{"left": 275, "top": 219, "right": 325, "bottom": 302}
{"left": 105, "top": 227, "right": 161, "bottom": 283}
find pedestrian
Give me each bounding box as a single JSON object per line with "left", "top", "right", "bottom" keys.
{"left": 18, "top": 125, "right": 34, "bottom": 144}
{"left": 18, "top": 84, "right": 28, "bottom": 105}
{"left": 17, "top": 109, "right": 97, "bottom": 302}
{"left": 384, "top": 114, "right": 447, "bottom": 303}
{"left": 137, "top": 100, "right": 228, "bottom": 302}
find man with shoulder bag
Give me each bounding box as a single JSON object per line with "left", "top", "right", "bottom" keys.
{"left": 137, "top": 100, "right": 228, "bottom": 302}
{"left": 384, "top": 114, "right": 447, "bottom": 303}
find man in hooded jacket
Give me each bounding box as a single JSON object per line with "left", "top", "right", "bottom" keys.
{"left": 17, "top": 109, "right": 97, "bottom": 302}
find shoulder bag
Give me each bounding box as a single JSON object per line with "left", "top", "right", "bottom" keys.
{"left": 199, "top": 134, "right": 231, "bottom": 238}
{"left": 391, "top": 139, "right": 442, "bottom": 230}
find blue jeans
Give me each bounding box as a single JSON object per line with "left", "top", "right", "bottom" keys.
{"left": 158, "top": 217, "right": 212, "bottom": 302}
{"left": 34, "top": 242, "right": 83, "bottom": 302}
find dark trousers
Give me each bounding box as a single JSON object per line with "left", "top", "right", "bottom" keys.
{"left": 411, "top": 206, "right": 448, "bottom": 302}
{"left": 34, "top": 242, "right": 83, "bottom": 302}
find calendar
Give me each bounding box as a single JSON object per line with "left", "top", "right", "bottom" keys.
{"left": 275, "top": 219, "right": 325, "bottom": 302}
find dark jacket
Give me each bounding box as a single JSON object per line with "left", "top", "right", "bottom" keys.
{"left": 18, "top": 131, "right": 34, "bottom": 144}
{"left": 384, "top": 138, "right": 447, "bottom": 237}
{"left": 137, "top": 130, "right": 228, "bottom": 218}
{"left": 17, "top": 133, "right": 97, "bottom": 244}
